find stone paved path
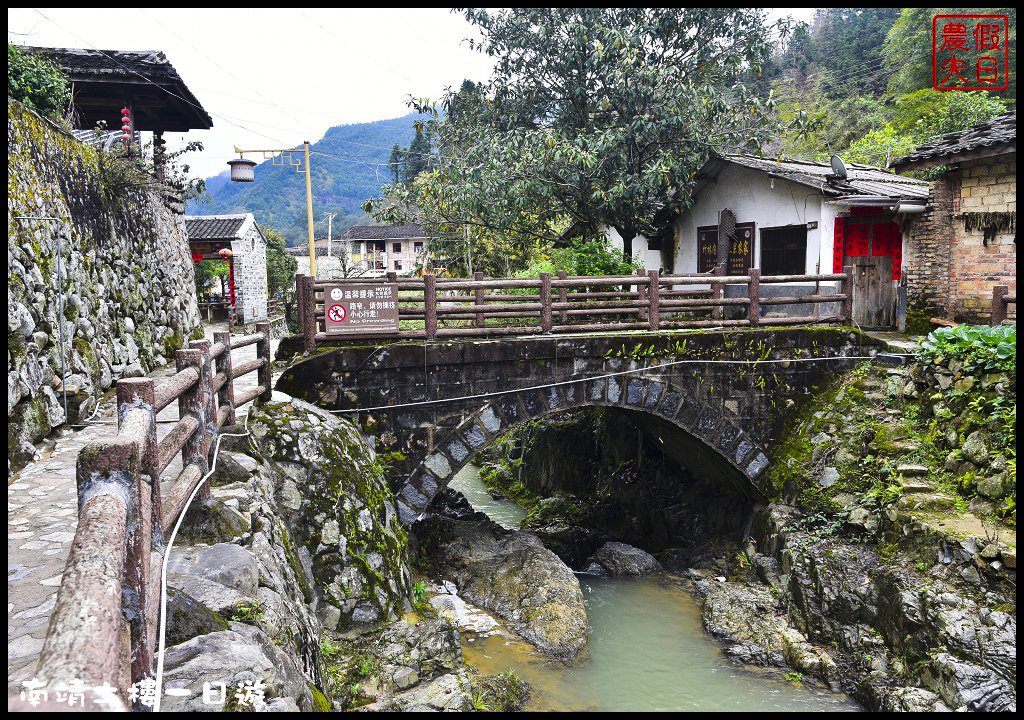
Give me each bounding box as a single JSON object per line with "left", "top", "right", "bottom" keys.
{"left": 7, "top": 325, "right": 287, "bottom": 698}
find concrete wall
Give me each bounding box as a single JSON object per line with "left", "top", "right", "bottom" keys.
{"left": 8, "top": 99, "right": 202, "bottom": 470}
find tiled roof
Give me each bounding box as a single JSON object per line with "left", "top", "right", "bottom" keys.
{"left": 339, "top": 225, "right": 426, "bottom": 240}
{"left": 22, "top": 46, "right": 212, "bottom": 131}
{"left": 891, "top": 112, "right": 1016, "bottom": 170}
{"left": 697, "top": 154, "right": 930, "bottom": 202}
{"left": 184, "top": 215, "right": 248, "bottom": 240}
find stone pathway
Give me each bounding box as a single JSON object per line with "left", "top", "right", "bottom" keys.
{"left": 7, "top": 325, "right": 287, "bottom": 698}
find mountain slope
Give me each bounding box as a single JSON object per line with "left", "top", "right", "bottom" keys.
{"left": 190, "top": 113, "right": 430, "bottom": 243}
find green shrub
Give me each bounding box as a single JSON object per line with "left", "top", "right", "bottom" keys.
{"left": 917, "top": 324, "right": 1015, "bottom": 375}
{"left": 8, "top": 43, "right": 71, "bottom": 119}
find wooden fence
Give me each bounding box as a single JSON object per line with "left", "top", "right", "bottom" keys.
{"left": 35, "top": 324, "right": 273, "bottom": 708}
{"left": 297, "top": 265, "right": 854, "bottom": 351}
{"left": 990, "top": 285, "right": 1016, "bottom": 326}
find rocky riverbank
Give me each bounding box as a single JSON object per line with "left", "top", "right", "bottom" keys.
{"left": 160, "top": 399, "right": 525, "bottom": 711}
{"left": 472, "top": 351, "right": 1016, "bottom": 712}
{"left": 413, "top": 489, "right": 588, "bottom": 662}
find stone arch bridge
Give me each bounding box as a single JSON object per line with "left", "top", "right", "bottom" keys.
{"left": 276, "top": 328, "right": 878, "bottom": 524}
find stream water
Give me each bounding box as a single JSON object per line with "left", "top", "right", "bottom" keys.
{"left": 449, "top": 464, "right": 861, "bottom": 712}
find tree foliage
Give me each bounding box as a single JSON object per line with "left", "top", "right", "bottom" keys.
{"left": 369, "top": 8, "right": 788, "bottom": 264}
{"left": 771, "top": 9, "right": 1011, "bottom": 166}
{"left": 263, "top": 225, "right": 297, "bottom": 298}
{"left": 8, "top": 42, "right": 70, "bottom": 119}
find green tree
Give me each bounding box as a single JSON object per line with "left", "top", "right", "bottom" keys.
{"left": 393, "top": 9, "right": 789, "bottom": 259}
{"left": 263, "top": 225, "right": 297, "bottom": 297}
{"left": 8, "top": 42, "right": 70, "bottom": 119}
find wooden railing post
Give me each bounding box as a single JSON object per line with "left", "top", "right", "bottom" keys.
{"left": 214, "top": 330, "right": 236, "bottom": 427}
{"left": 540, "top": 271, "right": 553, "bottom": 333}
{"left": 424, "top": 273, "right": 438, "bottom": 340}
{"left": 991, "top": 285, "right": 1009, "bottom": 326}
{"left": 747, "top": 267, "right": 760, "bottom": 327}
{"left": 842, "top": 264, "right": 854, "bottom": 324}
{"left": 474, "top": 271, "right": 485, "bottom": 328}
{"left": 387, "top": 271, "right": 397, "bottom": 283}
{"left": 557, "top": 270, "right": 568, "bottom": 324}
{"left": 711, "top": 262, "right": 726, "bottom": 320}
{"left": 256, "top": 321, "right": 272, "bottom": 402}
{"left": 176, "top": 347, "right": 210, "bottom": 500}
{"left": 115, "top": 377, "right": 156, "bottom": 686}
{"left": 647, "top": 269, "right": 660, "bottom": 331}
{"left": 636, "top": 267, "right": 648, "bottom": 321}
{"left": 300, "top": 274, "right": 316, "bottom": 353}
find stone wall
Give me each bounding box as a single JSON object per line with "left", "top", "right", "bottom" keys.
{"left": 8, "top": 99, "right": 202, "bottom": 470}
{"left": 950, "top": 153, "right": 1016, "bottom": 323}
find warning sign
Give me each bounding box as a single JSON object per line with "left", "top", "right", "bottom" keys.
{"left": 324, "top": 283, "right": 400, "bottom": 334}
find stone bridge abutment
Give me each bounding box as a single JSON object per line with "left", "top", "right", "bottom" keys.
{"left": 276, "top": 328, "right": 877, "bottom": 523}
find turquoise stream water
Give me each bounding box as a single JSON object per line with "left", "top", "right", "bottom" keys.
{"left": 450, "top": 465, "right": 861, "bottom": 712}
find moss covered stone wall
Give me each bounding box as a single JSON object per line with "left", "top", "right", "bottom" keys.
{"left": 8, "top": 99, "right": 202, "bottom": 470}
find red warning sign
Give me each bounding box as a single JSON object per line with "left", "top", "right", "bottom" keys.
{"left": 324, "top": 283, "right": 400, "bottom": 334}
{"left": 327, "top": 304, "right": 347, "bottom": 323}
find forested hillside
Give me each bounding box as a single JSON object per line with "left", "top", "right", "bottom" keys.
{"left": 190, "top": 113, "right": 431, "bottom": 244}
{"left": 768, "top": 8, "right": 1015, "bottom": 167}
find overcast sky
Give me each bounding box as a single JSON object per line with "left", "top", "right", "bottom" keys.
{"left": 8, "top": 8, "right": 816, "bottom": 180}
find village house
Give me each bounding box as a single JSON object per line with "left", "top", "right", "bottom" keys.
{"left": 611, "top": 154, "right": 930, "bottom": 328}
{"left": 289, "top": 224, "right": 430, "bottom": 279}
{"left": 184, "top": 213, "right": 268, "bottom": 325}
{"left": 891, "top": 112, "right": 1016, "bottom": 325}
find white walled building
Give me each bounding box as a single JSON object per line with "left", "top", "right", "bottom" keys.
{"left": 611, "top": 154, "right": 930, "bottom": 327}
{"left": 289, "top": 224, "right": 430, "bottom": 279}
{"left": 184, "top": 213, "right": 268, "bottom": 324}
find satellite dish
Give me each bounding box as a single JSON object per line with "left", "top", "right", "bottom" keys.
{"left": 830, "top": 155, "right": 848, "bottom": 180}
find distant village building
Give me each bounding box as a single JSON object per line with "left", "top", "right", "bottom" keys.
{"left": 289, "top": 224, "right": 429, "bottom": 279}
{"left": 892, "top": 112, "right": 1016, "bottom": 324}
{"left": 621, "top": 154, "right": 929, "bottom": 328}
{"left": 184, "top": 214, "right": 268, "bottom": 324}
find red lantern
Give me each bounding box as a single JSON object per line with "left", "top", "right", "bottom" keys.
{"left": 218, "top": 248, "right": 233, "bottom": 258}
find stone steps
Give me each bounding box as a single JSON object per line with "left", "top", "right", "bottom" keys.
{"left": 897, "top": 493, "right": 957, "bottom": 513}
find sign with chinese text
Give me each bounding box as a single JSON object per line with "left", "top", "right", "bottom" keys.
{"left": 697, "top": 222, "right": 755, "bottom": 275}
{"left": 727, "top": 222, "right": 755, "bottom": 276}
{"left": 932, "top": 14, "right": 1009, "bottom": 91}
{"left": 324, "top": 283, "right": 399, "bottom": 334}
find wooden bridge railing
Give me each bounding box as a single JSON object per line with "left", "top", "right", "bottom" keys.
{"left": 990, "top": 285, "right": 1016, "bottom": 326}
{"left": 297, "top": 266, "right": 854, "bottom": 349}
{"left": 35, "top": 324, "right": 273, "bottom": 707}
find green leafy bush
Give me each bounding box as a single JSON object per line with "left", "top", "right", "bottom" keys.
{"left": 8, "top": 43, "right": 71, "bottom": 119}
{"left": 917, "top": 325, "right": 1016, "bottom": 375}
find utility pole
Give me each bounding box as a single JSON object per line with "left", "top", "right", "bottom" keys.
{"left": 324, "top": 212, "right": 336, "bottom": 257}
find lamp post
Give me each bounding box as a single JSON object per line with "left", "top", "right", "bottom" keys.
{"left": 228, "top": 141, "right": 317, "bottom": 277}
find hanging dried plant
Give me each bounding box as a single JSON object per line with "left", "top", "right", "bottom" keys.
{"left": 963, "top": 211, "right": 1016, "bottom": 246}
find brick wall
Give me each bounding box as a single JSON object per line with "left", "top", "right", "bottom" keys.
{"left": 951, "top": 153, "right": 1016, "bottom": 323}
{"left": 905, "top": 177, "right": 954, "bottom": 318}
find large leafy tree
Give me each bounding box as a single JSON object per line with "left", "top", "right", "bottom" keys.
{"left": 373, "top": 9, "right": 787, "bottom": 261}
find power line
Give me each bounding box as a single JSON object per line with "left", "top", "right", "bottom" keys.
{"left": 31, "top": 8, "right": 299, "bottom": 150}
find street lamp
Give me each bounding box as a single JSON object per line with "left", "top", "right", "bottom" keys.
{"left": 229, "top": 141, "right": 317, "bottom": 277}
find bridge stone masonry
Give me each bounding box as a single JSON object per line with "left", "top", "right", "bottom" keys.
{"left": 276, "top": 327, "right": 882, "bottom": 524}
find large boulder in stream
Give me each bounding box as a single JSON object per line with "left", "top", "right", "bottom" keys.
{"left": 416, "top": 502, "right": 587, "bottom": 662}
{"left": 585, "top": 541, "right": 662, "bottom": 577}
